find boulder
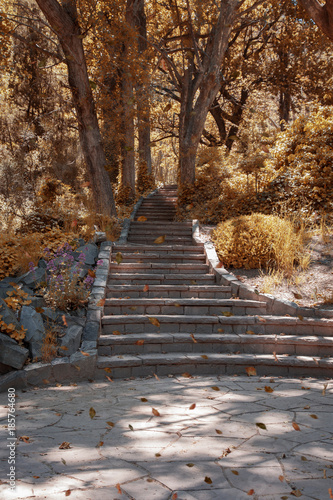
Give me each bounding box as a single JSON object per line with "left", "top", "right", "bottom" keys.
{"left": 20, "top": 306, "right": 45, "bottom": 361}
{"left": 58, "top": 324, "right": 83, "bottom": 357}
{"left": 76, "top": 243, "right": 98, "bottom": 265}
{"left": 17, "top": 268, "right": 47, "bottom": 289}
{"left": 0, "top": 298, "right": 21, "bottom": 329}
{"left": 0, "top": 333, "right": 29, "bottom": 369}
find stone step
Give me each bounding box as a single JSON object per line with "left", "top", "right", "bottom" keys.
{"left": 105, "top": 284, "right": 232, "bottom": 298}
{"left": 110, "top": 253, "right": 206, "bottom": 263}
{"left": 101, "top": 314, "right": 333, "bottom": 335}
{"left": 108, "top": 263, "right": 210, "bottom": 274}
{"left": 103, "top": 298, "right": 266, "bottom": 316}
{"left": 131, "top": 221, "right": 192, "bottom": 227}
{"left": 95, "top": 352, "right": 333, "bottom": 378}
{"left": 113, "top": 244, "right": 204, "bottom": 252}
{"left": 98, "top": 332, "right": 333, "bottom": 358}
{"left": 107, "top": 274, "right": 216, "bottom": 285}
{"left": 129, "top": 228, "right": 192, "bottom": 235}
{"left": 127, "top": 236, "right": 194, "bottom": 244}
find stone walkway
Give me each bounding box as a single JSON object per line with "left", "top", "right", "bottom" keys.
{"left": 1, "top": 375, "right": 332, "bottom": 499}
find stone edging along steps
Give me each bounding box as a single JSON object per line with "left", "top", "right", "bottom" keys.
{"left": 1, "top": 186, "right": 332, "bottom": 391}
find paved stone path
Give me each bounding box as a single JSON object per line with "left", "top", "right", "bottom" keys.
{"left": 1, "top": 375, "right": 332, "bottom": 499}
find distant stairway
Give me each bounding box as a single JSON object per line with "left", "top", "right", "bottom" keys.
{"left": 97, "top": 186, "right": 333, "bottom": 379}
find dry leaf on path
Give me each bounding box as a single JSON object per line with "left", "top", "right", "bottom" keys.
{"left": 292, "top": 422, "right": 301, "bottom": 431}
{"left": 154, "top": 235, "right": 166, "bottom": 244}
{"left": 89, "top": 407, "right": 96, "bottom": 419}
{"left": 59, "top": 442, "right": 71, "bottom": 449}
{"left": 189, "top": 404, "right": 196, "bottom": 410}
{"left": 143, "top": 284, "right": 149, "bottom": 292}
{"left": 152, "top": 408, "right": 161, "bottom": 417}
{"left": 245, "top": 366, "right": 257, "bottom": 376}
{"left": 148, "top": 317, "right": 160, "bottom": 327}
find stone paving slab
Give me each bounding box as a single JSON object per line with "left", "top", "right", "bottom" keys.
{"left": 0, "top": 375, "right": 332, "bottom": 500}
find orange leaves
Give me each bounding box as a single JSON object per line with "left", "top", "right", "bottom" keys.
{"left": 137, "top": 216, "right": 147, "bottom": 222}
{"left": 329, "top": 488, "right": 333, "bottom": 499}
{"left": 152, "top": 408, "right": 161, "bottom": 417}
{"left": 292, "top": 422, "right": 301, "bottom": 431}
{"left": 89, "top": 407, "right": 96, "bottom": 419}
{"left": 97, "top": 298, "right": 106, "bottom": 307}
{"left": 154, "top": 235, "right": 166, "bottom": 244}
{"left": 115, "top": 252, "right": 123, "bottom": 265}
{"left": 59, "top": 442, "right": 71, "bottom": 449}
{"left": 143, "top": 284, "right": 149, "bottom": 292}
{"left": 189, "top": 403, "right": 196, "bottom": 410}
{"left": 148, "top": 317, "right": 160, "bottom": 327}
{"left": 245, "top": 366, "right": 257, "bottom": 376}
{"left": 211, "top": 386, "right": 220, "bottom": 391}
{"left": 264, "top": 386, "right": 274, "bottom": 393}
{"left": 135, "top": 340, "right": 144, "bottom": 346}
{"left": 116, "top": 483, "right": 122, "bottom": 495}
{"left": 190, "top": 334, "right": 197, "bottom": 343}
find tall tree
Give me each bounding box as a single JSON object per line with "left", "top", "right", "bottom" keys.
{"left": 34, "top": 0, "right": 117, "bottom": 216}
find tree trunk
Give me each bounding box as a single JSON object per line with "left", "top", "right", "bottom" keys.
{"left": 135, "top": 0, "right": 152, "bottom": 175}
{"left": 34, "top": 0, "right": 117, "bottom": 216}
{"left": 300, "top": 0, "right": 333, "bottom": 41}
{"left": 279, "top": 89, "right": 291, "bottom": 130}
{"left": 178, "top": 0, "right": 239, "bottom": 187}
{"left": 121, "top": 72, "right": 135, "bottom": 199}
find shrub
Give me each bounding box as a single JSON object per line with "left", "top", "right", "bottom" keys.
{"left": 212, "top": 213, "right": 310, "bottom": 276}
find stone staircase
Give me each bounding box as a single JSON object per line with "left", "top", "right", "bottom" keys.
{"left": 97, "top": 186, "right": 333, "bottom": 379}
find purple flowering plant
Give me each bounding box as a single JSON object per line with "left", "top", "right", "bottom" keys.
{"left": 43, "top": 243, "right": 99, "bottom": 311}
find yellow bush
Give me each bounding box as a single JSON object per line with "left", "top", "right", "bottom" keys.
{"left": 212, "top": 213, "right": 310, "bottom": 276}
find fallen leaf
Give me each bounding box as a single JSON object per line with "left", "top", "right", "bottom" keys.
{"left": 189, "top": 403, "right": 196, "bottom": 410}
{"left": 65, "top": 489, "right": 71, "bottom": 496}
{"left": 81, "top": 351, "right": 90, "bottom": 356}
{"left": 62, "top": 315, "right": 68, "bottom": 327}
{"left": 257, "top": 316, "right": 266, "bottom": 323}
{"left": 211, "top": 386, "right": 220, "bottom": 391}
{"left": 106, "top": 421, "right": 114, "bottom": 427}
{"left": 231, "top": 470, "right": 239, "bottom": 475}
{"left": 137, "top": 216, "right": 147, "bottom": 222}
{"left": 59, "top": 346, "right": 68, "bottom": 351}
{"left": 291, "top": 489, "right": 302, "bottom": 497}
{"left": 172, "top": 494, "right": 178, "bottom": 500}
{"left": 201, "top": 355, "right": 208, "bottom": 359}
{"left": 190, "top": 334, "right": 197, "bottom": 343}
{"left": 143, "top": 284, "right": 149, "bottom": 292}
{"left": 182, "top": 372, "right": 193, "bottom": 378}
{"left": 216, "top": 429, "right": 223, "bottom": 435}
{"left": 273, "top": 351, "right": 279, "bottom": 362}
{"left": 43, "top": 378, "right": 50, "bottom": 383}
{"left": 292, "top": 422, "right": 301, "bottom": 431}
{"left": 155, "top": 453, "right": 161, "bottom": 457}
{"left": 154, "top": 235, "right": 166, "bottom": 244}
{"left": 329, "top": 487, "right": 333, "bottom": 499}
{"left": 303, "top": 405, "right": 310, "bottom": 409}
{"left": 129, "top": 424, "right": 134, "bottom": 431}
{"left": 89, "top": 407, "right": 96, "bottom": 419}
{"left": 301, "top": 456, "right": 308, "bottom": 461}
{"left": 97, "top": 298, "right": 106, "bottom": 307}
{"left": 246, "top": 330, "right": 256, "bottom": 335}
{"left": 88, "top": 269, "right": 96, "bottom": 278}
{"left": 153, "top": 373, "right": 160, "bottom": 380}
{"left": 279, "top": 475, "right": 284, "bottom": 482}
{"left": 59, "top": 442, "right": 71, "bottom": 449}
{"left": 104, "top": 367, "right": 112, "bottom": 373}
{"left": 152, "top": 408, "right": 161, "bottom": 417}
{"left": 135, "top": 340, "right": 144, "bottom": 345}
{"left": 310, "top": 414, "right": 318, "bottom": 419}
{"left": 19, "top": 436, "right": 30, "bottom": 443}
{"left": 148, "top": 317, "right": 160, "bottom": 327}
{"left": 217, "top": 328, "right": 224, "bottom": 333}
{"left": 96, "top": 441, "right": 104, "bottom": 447}
{"left": 35, "top": 307, "right": 44, "bottom": 314}
{"left": 141, "top": 397, "right": 148, "bottom": 402}
{"left": 33, "top": 476, "right": 40, "bottom": 479}
{"left": 222, "top": 311, "right": 233, "bottom": 317}
{"left": 245, "top": 366, "right": 257, "bottom": 376}
{"left": 298, "top": 315, "right": 304, "bottom": 320}
{"left": 247, "top": 490, "right": 255, "bottom": 496}
{"left": 204, "top": 476, "right": 212, "bottom": 484}
{"left": 256, "top": 422, "right": 267, "bottom": 430}
{"left": 115, "top": 252, "right": 123, "bottom": 265}
{"left": 113, "top": 330, "right": 121, "bottom": 335}
{"left": 61, "top": 458, "right": 66, "bottom": 465}
{"left": 106, "top": 376, "right": 113, "bottom": 382}
{"left": 116, "top": 483, "right": 122, "bottom": 494}
{"left": 323, "top": 383, "right": 328, "bottom": 396}
{"left": 264, "top": 386, "right": 274, "bottom": 393}
{"left": 186, "top": 463, "right": 195, "bottom": 467}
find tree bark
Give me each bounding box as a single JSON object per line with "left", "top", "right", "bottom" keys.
{"left": 300, "top": 0, "right": 333, "bottom": 41}
{"left": 135, "top": 0, "right": 152, "bottom": 175}
{"left": 178, "top": 0, "right": 239, "bottom": 187}
{"left": 34, "top": 0, "right": 117, "bottom": 216}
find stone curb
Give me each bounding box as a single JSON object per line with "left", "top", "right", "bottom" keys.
{"left": 117, "top": 188, "right": 159, "bottom": 244}
{"left": 192, "top": 221, "right": 333, "bottom": 321}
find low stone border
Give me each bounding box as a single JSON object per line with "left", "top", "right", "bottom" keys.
{"left": 192, "top": 219, "right": 333, "bottom": 320}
